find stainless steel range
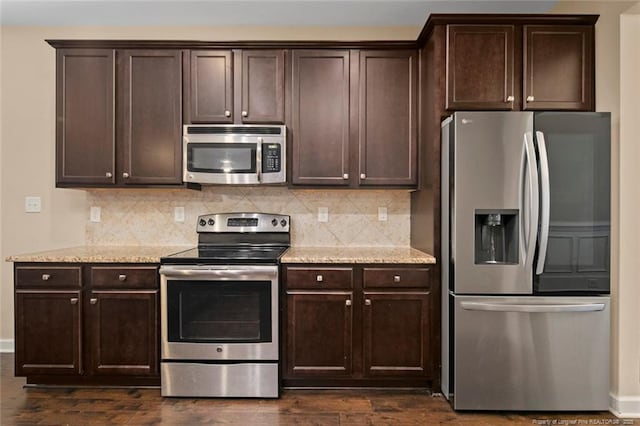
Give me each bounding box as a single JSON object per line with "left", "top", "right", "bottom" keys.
{"left": 159, "top": 212, "right": 290, "bottom": 398}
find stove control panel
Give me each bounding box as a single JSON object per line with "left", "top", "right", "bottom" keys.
{"left": 196, "top": 212, "right": 290, "bottom": 233}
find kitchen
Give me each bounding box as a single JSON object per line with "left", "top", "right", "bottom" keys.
{"left": 1, "top": 0, "right": 640, "bottom": 423}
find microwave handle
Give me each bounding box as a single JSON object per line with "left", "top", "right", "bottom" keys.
{"left": 256, "top": 137, "right": 262, "bottom": 182}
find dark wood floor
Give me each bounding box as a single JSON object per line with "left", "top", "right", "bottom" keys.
{"left": 1, "top": 354, "right": 624, "bottom": 425}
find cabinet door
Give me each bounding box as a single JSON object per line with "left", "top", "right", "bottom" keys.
{"left": 362, "top": 292, "right": 430, "bottom": 377}
{"left": 446, "top": 25, "right": 516, "bottom": 110}
{"left": 118, "top": 50, "right": 182, "bottom": 185}
{"left": 523, "top": 25, "right": 594, "bottom": 111}
{"left": 56, "top": 49, "right": 115, "bottom": 186}
{"left": 15, "top": 291, "right": 81, "bottom": 376}
{"left": 87, "top": 290, "right": 158, "bottom": 376}
{"left": 188, "top": 50, "right": 234, "bottom": 123}
{"left": 285, "top": 292, "right": 353, "bottom": 377}
{"left": 241, "top": 50, "right": 285, "bottom": 123}
{"left": 358, "top": 50, "right": 418, "bottom": 186}
{"left": 291, "top": 50, "right": 351, "bottom": 185}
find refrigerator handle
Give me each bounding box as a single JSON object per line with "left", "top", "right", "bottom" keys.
{"left": 535, "top": 131, "right": 551, "bottom": 275}
{"left": 524, "top": 132, "right": 539, "bottom": 273}
{"left": 519, "top": 140, "right": 528, "bottom": 264}
{"left": 460, "top": 301, "right": 605, "bottom": 313}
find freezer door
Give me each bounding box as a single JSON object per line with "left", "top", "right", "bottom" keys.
{"left": 451, "top": 112, "right": 535, "bottom": 294}
{"left": 453, "top": 295, "right": 610, "bottom": 410}
{"left": 534, "top": 112, "right": 611, "bottom": 294}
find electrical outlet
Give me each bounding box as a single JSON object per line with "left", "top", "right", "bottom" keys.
{"left": 174, "top": 206, "right": 185, "bottom": 222}
{"left": 318, "top": 207, "right": 329, "bottom": 223}
{"left": 378, "top": 207, "right": 388, "bottom": 221}
{"left": 90, "top": 206, "right": 101, "bottom": 223}
{"left": 25, "top": 196, "right": 41, "bottom": 213}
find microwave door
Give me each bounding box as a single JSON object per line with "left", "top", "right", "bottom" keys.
{"left": 185, "top": 142, "right": 259, "bottom": 184}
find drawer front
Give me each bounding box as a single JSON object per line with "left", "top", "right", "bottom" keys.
{"left": 363, "top": 267, "right": 431, "bottom": 289}
{"left": 91, "top": 266, "right": 158, "bottom": 289}
{"left": 286, "top": 267, "right": 353, "bottom": 290}
{"left": 15, "top": 266, "right": 82, "bottom": 289}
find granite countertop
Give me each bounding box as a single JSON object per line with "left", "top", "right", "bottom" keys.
{"left": 5, "top": 245, "right": 191, "bottom": 264}
{"left": 280, "top": 247, "right": 436, "bottom": 264}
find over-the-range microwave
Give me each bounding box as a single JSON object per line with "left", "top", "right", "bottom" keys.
{"left": 183, "top": 124, "right": 286, "bottom": 185}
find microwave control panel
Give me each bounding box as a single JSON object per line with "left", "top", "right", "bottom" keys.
{"left": 262, "top": 144, "right": 281, "bottom": 173}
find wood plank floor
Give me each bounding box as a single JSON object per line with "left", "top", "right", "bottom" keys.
{"left": 1, "top": 354, "right": 626, "bottom": 425}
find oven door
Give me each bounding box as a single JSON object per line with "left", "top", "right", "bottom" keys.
{"left": 159, "top": 264, "right": 278, "bottom": 361}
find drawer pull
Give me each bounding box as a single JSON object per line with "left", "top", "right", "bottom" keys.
{"left": 118, "top": 274, "right": 127, "bottom": 281}
{"left": 90, "top": 298, "right": 98, "bottom": 305}
{"left": 41, "top": 274, "right": 51, "bottom": 281}
{"left": 345, "top": 299, "right": 352, "bottom": 306}
{"left": 316, "top": 275, "right": 323, "bottom": 282}
{"left": 365, "top": 299, "right": 371, "bottom": 306}
{"left": 393, "top": 275, "right": 401, "bottom": 283}
{"left": 70, "top": 298, "right": 78, "bottom": 305}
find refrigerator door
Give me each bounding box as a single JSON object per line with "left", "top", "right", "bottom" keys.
{"left": 453, "top": 295, "right": 610, "bottom": 411}
{"left": 450, "top": 112, "right": 535, "bottom": 294}
{"left": 534, "top": 112, "right": 611, "bottom": 294}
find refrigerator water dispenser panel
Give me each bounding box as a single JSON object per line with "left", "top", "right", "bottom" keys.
{"left": 474, "top": 210, "right": 518, "bottom": 265}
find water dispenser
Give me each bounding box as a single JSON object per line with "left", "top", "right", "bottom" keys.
{"left": 474, "top": 210, "right": 518, "bottom": 264}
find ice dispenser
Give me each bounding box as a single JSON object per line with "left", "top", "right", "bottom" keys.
{"left": 474, "top": 210, "right": 518, "bottom": 264}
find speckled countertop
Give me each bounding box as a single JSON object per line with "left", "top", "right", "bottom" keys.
{"left": 5, "top": 245, "right": 191, "bottom": 264}
{"left": 280, "top": 247, "right": 436, "bottom": 264}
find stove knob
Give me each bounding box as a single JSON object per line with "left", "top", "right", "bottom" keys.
{"left": 208, "top": 218, "right": 215, "bottom": 226}
{"left": 271, "top": 218, "right": 278, "bottom": 227}
{"left": 199, "top": 219, "right": 207, "bottom": 226}
{"left": 280, "top": 219, "right": 287, "bottom": 227}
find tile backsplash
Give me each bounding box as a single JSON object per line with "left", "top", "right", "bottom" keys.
{"left": 86, "top": 188, "right": 411, "bottom": 247}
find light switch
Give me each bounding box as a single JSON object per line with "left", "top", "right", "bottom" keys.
{"left": 378, "top": 207, "right": 388, "bottom": 221}
{"left": 90, "top": 206, "right": 101, "bottom": 223}
{"left": 174, "top": 206, "right": 185, "bottom": 222}
{"left": 318, "top": 207, "right": 329, "bottom": 223}
{"left": 25, "top": 196, "right": 41, "bottom": 213}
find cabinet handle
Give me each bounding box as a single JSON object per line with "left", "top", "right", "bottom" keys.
{"left": 526, "top": 95, "right": 535, "bottom": 102}
{"left": 118, "top": 274, "right": 127, "bottom": 281}
{"left": 365, "top": 299, "right": 371, "bottom": 306}
{"left": 316, "top": 274, "right": 323, "bottom": 282}
{"left": 90, "top": 298, "right": 98, "bottom": 305}
{"left": 41, "top": 274, "right": 51, "bottom": 281}
{"left": 506, "top": 95, "right": 514, "bottom": 102}
{"left": 345, "top": 299, "right": 352, "bottom": 306}
{"left": 393, "top": 275, "right": 401, "bottom": 283}
{"left": 242, "top": 110, "right": 248, "bottom": 117}
{"left": 122, "top": 172, "right": 130, "bottom": 179}
{"left": 343, "top": 173, "right": 349, "bottom": 179}
{"left": 360, "top": 173, "right": 366, "bottom": 179}
{"left": 225, "top": 110, "right": 231, "bottom": 117}
{"left": 105, "top": 172, "right": 112, "bottom": 178}
{"left": 70, "top": 298, "right": 78, "bottom": 305}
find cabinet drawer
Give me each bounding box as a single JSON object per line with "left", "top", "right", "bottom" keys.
{"left": 15, "top": 266, "right": 82, "bottom": 289}
{"left": 363, "top": 267, "right": 430, "bottom": 289}
{"left": 286, "top": 267, "right": 353, "bottom": 290}
{"left": 90, "top": 266, "right": 158, "bottom": 289}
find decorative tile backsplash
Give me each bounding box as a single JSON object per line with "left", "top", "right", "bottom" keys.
{"left": 86, "top": 188, "right": 411, "bottom": 247}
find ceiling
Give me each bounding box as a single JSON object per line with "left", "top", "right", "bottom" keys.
{"left": 1, "top": 0, "right": 558, "bottom": 27}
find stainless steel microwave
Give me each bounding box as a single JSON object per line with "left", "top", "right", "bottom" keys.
{"left": 183, "top": 125, "right": 286, "bottom": 185}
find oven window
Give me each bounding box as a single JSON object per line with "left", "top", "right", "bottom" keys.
{"left": 187, "top": 143, "right": 257, "bottom": 173}
{"left": 167, "top": 281, "right": 271, "bottom": 343}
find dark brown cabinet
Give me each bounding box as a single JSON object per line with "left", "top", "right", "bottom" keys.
{"left": 14, "top": 264, "right": 159, "bottom": 386}
{"left": 283, "top": 264, "right": 433, "bottom": 387}
{"left": 445, "top": 23, "right": 594, "bottom": 111}
{"left": 291, "top": 49, "right": 417, "bottom": 188}
{"left": 55, "top": 49, "right": 182, "bottom": 187}
{"left": 186, "top": 49, "right": 285, "bottom": 124}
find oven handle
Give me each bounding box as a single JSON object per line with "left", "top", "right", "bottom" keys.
{"left": 160, "top": 265, "right": 278, "bottom": 280}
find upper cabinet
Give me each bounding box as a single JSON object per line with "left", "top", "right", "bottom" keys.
{"left": 290, "top": 49, "right": 418, "bottom": 188}
{"left": 185, "top": 49, "right": 285, "bottom": 124}
{"left": 445, "top": 22, "right": 594, "bottom": 111}
{"left": 56, "top": 48, "right": 183, "bottom": 187}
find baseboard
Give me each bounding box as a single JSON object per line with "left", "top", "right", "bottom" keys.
{"left": 0, "top": 339, "right": 15, "bottom": 353}
{"left": 610, "top": 393, "right": 640, "bottom": 418}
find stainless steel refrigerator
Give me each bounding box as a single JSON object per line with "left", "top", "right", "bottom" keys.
{"left": 441, "top": 111, "right": 611, "bottom": 411}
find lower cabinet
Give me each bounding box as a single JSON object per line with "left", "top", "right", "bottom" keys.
{"left": 283, "top": 264, "right": 433, "bottom": 387}
{"left": 14, "top": 263, "right": 159, "bottom": 385}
